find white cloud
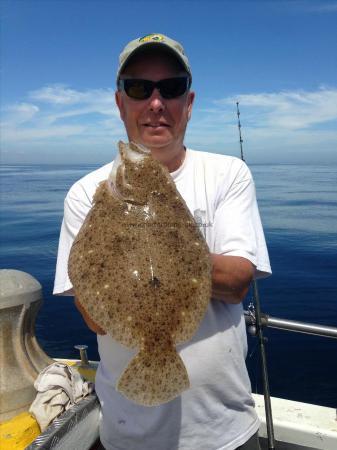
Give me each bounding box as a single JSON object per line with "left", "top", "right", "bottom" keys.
{"left": 1, "top": 84, "right": 337, "bottom": 163}
{"left": 1, "top": 84, "right": 121, "bottom": 148}
{"left": 3, "top": 102, "right": 40, "bottom": 125}
{"left": 28, "top": 84, "right": 119, "bottom": 122}
{"left": 302, "top": 2, "right": 337, "bottom": 13}
{"left": 187, "top": 87, "right": 337, "bottom": 162}
{"left": 29, "top": 84, "right": 116, "bottom": 107}
{"left": 29, "top": 84, "right": 82, "bottom": 105}
{"left": 4, "top": 125, "right": 86, "bottom": 140}
{"left": 215, "top": 87, "right": 337, "bottom": 130}
{"left": 278, "top": 1, "right": 337, "bottom": 14}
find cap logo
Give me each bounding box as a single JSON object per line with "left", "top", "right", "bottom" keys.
{"left": 139, "top": 33, "right": 165, "bottom": 43}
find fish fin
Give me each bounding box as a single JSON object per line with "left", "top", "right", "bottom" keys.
{"left": 116, "top": 347, "right": 189, "bottom": 406}
{"left": 129, "top": 141, "right": 150, "bottom": 156}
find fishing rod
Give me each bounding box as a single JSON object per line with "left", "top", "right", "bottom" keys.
{"left": 236, "top": 102, "right": 245, "bottom": 162}
{"left": 236, "top": 102, "right": 276, "bottom": 450}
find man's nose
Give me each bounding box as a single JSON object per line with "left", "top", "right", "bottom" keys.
{"left": 148, "top": 88, "right": 165, "bottom": 112}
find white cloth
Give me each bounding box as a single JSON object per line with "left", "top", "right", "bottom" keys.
{"left": 53, "top": 148, "right": 272, "bottom": 450}
{"left": 29, "top": 362, "right": 93, "bottom": 431}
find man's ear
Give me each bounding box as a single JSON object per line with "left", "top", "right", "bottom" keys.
{"left": 187, "top": 91, "right": 195, "bottom": 121}
{"left": 115, "top": 90, "right": 125, "bottom": 121}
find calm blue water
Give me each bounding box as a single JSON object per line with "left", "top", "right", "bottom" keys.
{"left": 1, "top": 163, "right": 336, "bottom": 408}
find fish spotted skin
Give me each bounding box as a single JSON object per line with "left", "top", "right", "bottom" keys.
{"left": 68, "top": 141, "right": 212, "bottom": 406}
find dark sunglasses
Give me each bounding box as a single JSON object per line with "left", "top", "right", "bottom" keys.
{"left": 118, "top": 76, "right": 191, "bottom": 100}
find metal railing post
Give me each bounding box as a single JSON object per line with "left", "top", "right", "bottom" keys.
{"left": 252, "top": 280, "right": 275, "bottom": 450}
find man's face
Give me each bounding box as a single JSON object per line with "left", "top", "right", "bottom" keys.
{"left": 115, "top": 52, "right": 195, "bottom": 154}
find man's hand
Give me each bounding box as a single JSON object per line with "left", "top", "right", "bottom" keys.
{"left": 210, "top": 254, "right": 254, "bottom": 304}
{"left": 74, "top": 297, "right": 107, "bottom": 335}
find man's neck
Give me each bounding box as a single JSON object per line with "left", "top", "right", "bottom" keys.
{"left": 149, "top": 145, "right": 186, "bottom": 173}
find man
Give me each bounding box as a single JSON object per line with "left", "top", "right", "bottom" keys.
{"left": 54, "top": 33, "right": 271, "bottom": 450}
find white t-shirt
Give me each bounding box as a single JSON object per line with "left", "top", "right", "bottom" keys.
{"left": 54, "top": 148, "right": 271, "bottom": 450}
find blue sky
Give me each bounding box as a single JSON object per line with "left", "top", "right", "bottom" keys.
{"left": 1, "top": 0, "right": 337, "bottom": 164}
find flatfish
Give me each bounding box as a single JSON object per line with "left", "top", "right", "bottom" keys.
{"left": 68, "top": 141, "right": 211, "bottom": 406}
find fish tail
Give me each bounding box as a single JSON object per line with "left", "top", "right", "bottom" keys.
{"left": 116, "top": 347, "right": 189, "bottom": 406}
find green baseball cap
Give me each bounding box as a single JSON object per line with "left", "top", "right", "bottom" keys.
{"left": 117, "top": 33, "right": 192, "bottom": 83}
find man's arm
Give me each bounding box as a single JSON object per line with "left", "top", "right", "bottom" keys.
{"left": 74, "top": 297, "right": 106, "bottom": 335}
{"left": 210, "top": 254, "right": 254, "bottom": 304}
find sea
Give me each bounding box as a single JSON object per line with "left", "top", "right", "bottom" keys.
{"left": 1, "top": 163, "right": 336, "bottom": 408}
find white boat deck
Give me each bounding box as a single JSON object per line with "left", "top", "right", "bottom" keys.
{"left": 26, "top": 359, "right": 337, "bottom": 450}
{"left": 253, "top": 394, "right": 337, "bottom": 450}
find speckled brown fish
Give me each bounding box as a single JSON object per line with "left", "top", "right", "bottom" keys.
{"left": 68, "top": 141, "right": 211, "bottom": 406}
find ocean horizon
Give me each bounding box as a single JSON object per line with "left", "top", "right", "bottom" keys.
{"left": 1, "top": 162, "right": 336, "bottom": 408}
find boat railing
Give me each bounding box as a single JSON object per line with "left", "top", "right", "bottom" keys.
{"left": 244, "top": 308, "right": 337, "bottom": 339}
